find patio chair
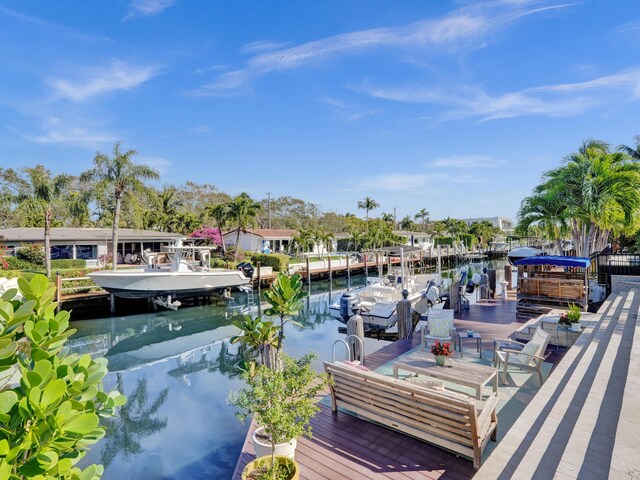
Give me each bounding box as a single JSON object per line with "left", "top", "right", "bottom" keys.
{"left": 421, "top": 308, "right": 456, "bottom": 350}
{"left": 493, "top": 327, "right": 550, "bottom": 386}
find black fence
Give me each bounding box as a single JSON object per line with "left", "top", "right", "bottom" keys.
{"left": 594, "top": 253, "right": 640, "bottom": 294}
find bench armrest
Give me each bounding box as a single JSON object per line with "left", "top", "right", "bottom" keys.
{"left": 493, "top": 337, "right": 525, "bottom": 346}
{"left": 477, "top": 394, "right": 499, "bottom": 439}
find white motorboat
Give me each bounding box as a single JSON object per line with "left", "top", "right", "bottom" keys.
{"left": 89, "top": 245, "right": 250, "bottom": 302}
{"left": 507, "top": 246, "right": 544, "bottom": 265}
{"left": 329, "top": 246, "right": 440, "bottom": 330}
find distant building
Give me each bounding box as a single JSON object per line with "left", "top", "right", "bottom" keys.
{"left": 392, "top": 231, "right": 433, "bottom": 250}
{"left": 0, "top": 228, "right": 184, "bottom": 267}
{"left": 461, "top": 217, "right": 514, "bottom": 235}
{"left": 222, "top": 228, "right": 344, "bottom": 255}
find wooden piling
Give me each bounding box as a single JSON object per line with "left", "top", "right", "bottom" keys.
{"left": 328, "top": 256, "right": 332, "bottom": 284}
{"left": 346, "top": 253, "right": 350, "bottom": 288}
{"left": 504, "top": 264, "right": 512, "bottom": 290}
{"left": 364, "top": 253, "right": 368, "bottom": 282}
{"left": 305, "top": 257, "right": 310, "bottom": 285}
{"left": 256, "top": 261, "right": 261, "bottom": 287}
{"left": 110, "top": 294, "right": 115, "bottom": 314}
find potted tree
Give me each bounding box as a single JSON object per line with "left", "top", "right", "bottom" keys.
{"left": 229, "top": 353, "right": 328, "bottom": 480}
{"left": 567, "top": 304, "right": 582, "bottom": 332}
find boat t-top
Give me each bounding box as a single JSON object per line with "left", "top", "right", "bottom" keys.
{"left": 329, "top": 246, "right": 440, "bottom": 331}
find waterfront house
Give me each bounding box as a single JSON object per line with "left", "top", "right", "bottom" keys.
{"left": 222, "top": 228, "right": 341, "bottom": 255}
{"left": 393, "top": 230, "right": 434, "bottom": 250}
{"left": 0, "top": 227, "right": 184, "bottom": 267}
{"left": 461, "top": 216, "right": 514, "bottom": 235}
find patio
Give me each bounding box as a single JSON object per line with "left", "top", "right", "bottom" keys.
{"left": 232, "top": 295, "right": 560, "bottom": 479}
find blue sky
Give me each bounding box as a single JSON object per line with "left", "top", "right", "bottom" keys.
{"left": 1, "top": 1, "right": 639, "bottom": 221}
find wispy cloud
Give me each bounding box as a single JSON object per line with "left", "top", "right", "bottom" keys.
{"left": 0, "top": 6, "right": 109, "bottom": 41}
{"left": 357, "top": 68, "right": 640, "bottom": 121}
{"left": 48, "top": 60, "right": 160, "bottom": 102}
{"left": 190, "top": 1, "right": 571, "bottom": 96}
{"left": 241, "top": 40, "right": 290, "bottom": 54}
{"left": 19, "top": 117, "right": 114, "bottom": 147}
{"left": 125, "top": 0, "right": 176, "bottom": 20}
{"left": 137, "top": 156, "right": 171, "bottom": 174}
{"left": 429, "top": 155, "right": 506, "bottom": 168}
{"left": 319, "top": 96, "right": 382, "bottom": 122}
{"left": 613, "top": 21, "right": 640, "bottom": 46}
{"left": 353, "top": 171, "right": 483, "bottom": 192}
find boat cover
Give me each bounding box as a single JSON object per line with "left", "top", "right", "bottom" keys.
{"left": 513, "top": 255, "right": 591, "bottom": 269}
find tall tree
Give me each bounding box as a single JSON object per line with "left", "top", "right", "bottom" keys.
{"left": 227, "top": 192, "right": 261, "bottom": 260}
{"left": 617, "top": 134, "right": 640, "bottom": 161}
{"left": 205, "top": 202, "right": 230, "bottom": 254}
{"left": 357, "top": 196, "right": 379, "bottom": 226}
{"left": 414, "top": 208, "right": 430, "bottom": 231}
{"left": 0, "top": 165, "right": 71, "bottom": 276}
{"left": 517, "top": 189, "right": 568, "bottom": 254}
{"left": 81, "top": 142, "right": 159, "bottom": 270}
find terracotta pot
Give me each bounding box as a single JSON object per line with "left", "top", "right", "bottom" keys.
{"left": 242, "top": 455, "right": 300, "bottom": 480}
{"left": 253, "top": 427, "right": 297, "bottom": 459}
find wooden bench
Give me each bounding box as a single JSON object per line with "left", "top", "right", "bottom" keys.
{"left": 324, "top": 361, "right": 498, "bottom": 469}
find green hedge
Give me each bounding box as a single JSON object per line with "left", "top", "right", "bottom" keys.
{"left": 210, "top": 258, "right": 239, "bottom": 269}
{"left": 51, "top": 259, "right": 86, "bottom": 269}
{"left": 3, "top": 257, "right": 86, "bottom": 271}
{"left": 433, "top": 235, "right": 476, "bottom": 248}
{"left": 433, "top": 236, "right": 453, "bottom": 247}
{"left": 250, "top": 253, "right": 289, "bottom": 272}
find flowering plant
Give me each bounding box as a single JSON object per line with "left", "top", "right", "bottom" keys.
{"left": 430, "top": 340, "right": 453, "bottom": 357}
{"left": 191, "top": 226, "right": 223, "bottom": 247}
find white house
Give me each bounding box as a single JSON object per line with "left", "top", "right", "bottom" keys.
{"left": 393, "top": 230, "right": 434, "bottom": 250}
{"left": 223, "top": 228, "right": 342, "bottom": 255}
{"left": 461, "top": 217, "right": 514, "bottom": 235}
{"left": 0, "top": 228, "right": 184, "bottom": 267}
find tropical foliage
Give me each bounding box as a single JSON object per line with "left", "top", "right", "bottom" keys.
{"left": 0, "top": 274, "right": 126, "bottom": 479}
{"left": 517, "top": 138, "right": 640, "bottom": 257}
{"left": 80, "top": 142, "right": 159, "bottom": 270}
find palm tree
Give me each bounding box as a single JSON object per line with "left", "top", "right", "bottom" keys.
{"left": 357, "top": 197, "right": 379, "bottom": 226}
{"left": 517, "top": 189, "right": 568, "bottom": 254}
{"left": 399, "top": 215, "right": 414, "bottom": 232}
{"left": 81, "top": 142, "right": 159, "bottom": 270}
{"left": 414, "top": 208, "right": 430, "bottom": 231}
{"left": 618, "top": 134, "right": 640, "bottom": 161}
{"left": 227, "top": 192, "right": 261, "bottom": 261}
{"left": 533, "top": 140, "right": 640, "bottom": 256}
{"left": 312, "top": 228, "right": 334, "bottom": 259}
{"left": 292, "top": 228, "right": 313, "bottom": 258}
{"left": 0, "top": 165, "right": 71, "bottom": 276}
{"left": 66, "top": 189, "right": 92, "bottom": 227}
{"left": 380, "top": 212, "right": 394, "bottom": 224}
{"left": 205, "top": 202, "right": 230, "bottom": 254}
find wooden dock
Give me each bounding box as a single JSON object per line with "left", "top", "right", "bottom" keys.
{"left": 232, "top": 294, "right": 557, "bottom": 479}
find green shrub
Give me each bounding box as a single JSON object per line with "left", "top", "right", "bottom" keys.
{"left": 16, "top": 244, "right": 45, "bottom": 265}
{"left": 0, "top": 270, "right": 40, "bottom": 281}
{"left": 251, "top": 253, "right": 289, "bottom": 272}
{"left": 4, "top": 256, "right": 36, "bottom": 270}
{"left": 51, "top": 259, "right": 86, "bottom": 269}
{"left": 210, "top": 257, "right": 239, "bottom": 269}
{"left": 433, "top": 236, "right": 453, "bottom": 247}
{"left": 0, "top": 274, "right": 126, "bottom": 479}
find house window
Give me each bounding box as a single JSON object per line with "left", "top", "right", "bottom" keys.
{"left": 76, "top": 245, "right": 97, "bottom": 260}
{"left": 143, "top": 242, "right": 163, "bottom": 252}
{"left": 51, "top": 245, "right": 73, "bottom": 260}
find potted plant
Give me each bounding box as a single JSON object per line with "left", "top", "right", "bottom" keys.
{"left": 230, "top": 353, "right": 328, "bottom": 480}
{"left": 567, "top": 304, "right": 582, "bottom": 332}
{"left": 431, "top": 340, "right": 453, "bottom": 366}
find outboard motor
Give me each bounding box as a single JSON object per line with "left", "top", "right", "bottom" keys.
{"left": 465, "top": 281, "right": 476, "bottom": 294}
{"left": 340, "top": 292, "right": 358, "bottom": 321}
{"left": 424, "top": 281, "right": 440, "bottom": 305}
{"left": 237, "top": 262, "right": 255, "bottom": 279}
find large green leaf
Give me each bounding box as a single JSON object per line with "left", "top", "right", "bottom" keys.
{"left": 41, "top": 379, "right": 66, "bottom": 409}
{"left": 64, "top": 413, "right": 99, "bottom": 434}
{"left": 0, "top": 391, "right": 18, "bottom": 413}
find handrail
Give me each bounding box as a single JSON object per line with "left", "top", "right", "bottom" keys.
{"left": 331, "top": 335, "right": 366, "bottom": 364}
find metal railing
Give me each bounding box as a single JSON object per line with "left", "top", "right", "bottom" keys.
{"left": 593, "top": 253, "right": 640, "bottom": 294}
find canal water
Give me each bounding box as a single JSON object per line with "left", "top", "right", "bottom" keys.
{"left": 69, "top": 260, "right": 510, "bottom": 479}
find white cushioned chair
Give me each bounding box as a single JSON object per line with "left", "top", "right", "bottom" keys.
{"left": 493, "top": 327, "right": 550, "bottom": 386}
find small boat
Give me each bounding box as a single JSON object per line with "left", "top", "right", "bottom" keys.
{"left": 89, "top": 245, "right": 250, "bottom": 305}
{"left": 507, "top": 246, "right": 544, "bottom": 265}
{"left": 328, "top": 246, "right": 440, "bottom": 330}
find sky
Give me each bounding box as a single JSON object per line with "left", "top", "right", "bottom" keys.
{"left": 1, "top": 0, "right": 639, "bottom": 222}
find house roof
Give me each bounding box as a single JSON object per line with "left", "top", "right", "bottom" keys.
{"left": 392, "top": 230, "right": 431, "bottom": 237}
{"left": 0, "top": 228, "right": 184, "bottom": 243}
{"left": 223, "top": 228, "right": 298, "bottom": 239}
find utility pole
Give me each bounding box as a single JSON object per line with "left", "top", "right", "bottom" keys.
{"left": 393, "top": 206, "right": 397, "bottom": 230}
{"left": 266, "top": 192, "right": 272, "bottom": 229}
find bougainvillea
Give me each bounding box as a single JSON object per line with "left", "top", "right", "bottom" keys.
{"left": 190, "top": 226, "right": 223, "bottom": 247}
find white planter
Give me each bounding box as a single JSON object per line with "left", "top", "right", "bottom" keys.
{"left": 570, "top": 322, "right": 581, "bottom": 332}
{"left": 252, "top": 427, "right": 297, "bottom": 459}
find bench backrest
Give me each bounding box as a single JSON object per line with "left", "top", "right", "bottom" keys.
{"left": 324, "top": 361, "right": 478, "bottom": 450}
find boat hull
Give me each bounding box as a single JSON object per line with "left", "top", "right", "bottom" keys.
{"left": 88, "top": 269, "right": 250, "bottom": 299}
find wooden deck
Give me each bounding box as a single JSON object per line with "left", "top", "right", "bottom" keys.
{"left": 478, "top": 287, "right": 640, "bottom": 479}
{"left": 232, "top": 295, "right": 551, "bottom": 479}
